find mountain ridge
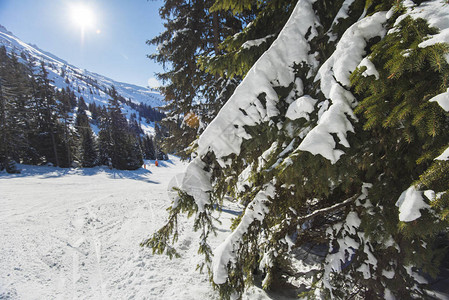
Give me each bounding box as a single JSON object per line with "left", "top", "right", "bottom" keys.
{"left": 0, "top": 24, "right": 164, "bottom": 136}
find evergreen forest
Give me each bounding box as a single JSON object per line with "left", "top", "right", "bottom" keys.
{"left": 0, "top": 46, "right": 165, "bottom": 172}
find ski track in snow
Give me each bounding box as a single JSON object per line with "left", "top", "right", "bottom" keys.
{"left": 0, "top": 157, "right": 285, "bottom": 300}
{"left": 0, "top": 158, "right": 211, "bottom": 300}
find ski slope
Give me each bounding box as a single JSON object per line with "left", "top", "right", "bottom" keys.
{"left": 0, "top": 157, "right": 273, "bottom": 300}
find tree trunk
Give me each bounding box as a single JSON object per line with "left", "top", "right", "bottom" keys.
{"left": 50, "top": 128, "right": 59, "bottom": 167}
{"left": 212, "top": 11, "right": 220, "bottom": 55}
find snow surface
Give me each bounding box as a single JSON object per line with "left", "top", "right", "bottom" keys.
{"left": 285, "top": 95, "right": 317, "bottom": 121}
{"left": 430, "top": 88, "right": 449, "bottom": 112}
{"left": 357, "top": 57, "right": 379, "bottom": 79}
{"left": 211, "top": 183, "right": 276, "bottom": 285}
{"left": 399, "top": 0, "right": 449, "bottom": 63}
{"left": 0, "top": 158, "right": 277, "bottom": 300}
{"left": 299, "top": 11, "right": 388, "bottom": 164}
{"left": 196, "top": 0, "right": 320, "bottom": 160}
{"left": 436, "top": 146, "right": 449, "bottom": 161}
{"left": 241, "top": 35, "right": 275, "bottom": 50}
{"left": 395, "top": 186, "right": 430, "bottom": 222}
{"left": 331, "top": 0, "right": 356, "bottom": 26}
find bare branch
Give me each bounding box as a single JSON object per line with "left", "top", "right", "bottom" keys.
{"left": 297, "top": 193, "right": 361, "bottom": 223}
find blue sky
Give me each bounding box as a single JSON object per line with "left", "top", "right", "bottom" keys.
{"left": 0, "top": 0, "right": 164, "bottom": 88}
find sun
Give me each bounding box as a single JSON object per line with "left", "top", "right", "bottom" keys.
{"left": 70, "top": 3, "right": 95, "bottom": 29}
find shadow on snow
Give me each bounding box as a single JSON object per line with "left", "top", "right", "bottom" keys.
{"left": 144, "top": 159, "right": 175, "bottom": 168}
{"left": 0, "top": 164, "right": 159, "bottom": 184}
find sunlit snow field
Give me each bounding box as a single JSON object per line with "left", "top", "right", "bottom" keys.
{"left": 0, "top": 157, "right": 276, "bottom": 299}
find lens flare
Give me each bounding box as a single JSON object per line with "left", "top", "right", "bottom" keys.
{"left": 70, "top": 3, "right": 95, "bottom": 29}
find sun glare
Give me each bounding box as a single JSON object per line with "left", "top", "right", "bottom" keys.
{"left": 70, "top": 3, "right": 95, "bottom": 29}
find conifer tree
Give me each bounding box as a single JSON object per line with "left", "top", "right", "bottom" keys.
{"left": 0, "top": 49, "right": 17, "bottom": 171}
{"left": 33, "top": 61, "right": 60, "bottom": 166}
{"left": 143, "top": 0, "right": 449, "bottom": 299}
{"left": 54, "top": 88, "right": 77, "bottom": 167}
{"left": 0, "top": 48, "right": 33, "bottom": 172}
{"left": 149, "top": 0, "right": 241, "bottom": 158}
{"left": 98, "top": 87, "right": 143, "bottom": 170}
{"left": 76, "top": 98, "right": 98, "bottom": 167}
{"left": 198, "top": 0, "right": 296, "bottom": 79}
{"left": 98, "top": 106, "right": 113, "bottom": 167}
{"left": 142, "top": 134, "right": 156, "bottom": 160}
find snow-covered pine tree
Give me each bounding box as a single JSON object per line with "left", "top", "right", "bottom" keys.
{"left": 98, "top": 86, "right": 143, "bottom": 170}
{"left": 32, "top": 61, "right": 62, "bottom": 167}
{"left": 75, "top": 97, "right": 98, "bottom": 168}
{"left": 54, "top": 87, "right": 77, "bottom": 167}
{"left": 143, "top": 0, "right": 449, "bottom": 298}
{"left": 197, "top": 0, "right": 308, "bottom": 135}
{"left": 198, "top": 0, "right": 296, "bottom": 79}
{"left": 98, "top": 105, "right": 113, "bottom": 167}
{"left": 141, "top": 134, "right": 157, "bottom": 160}
{"left": 149, "top": 0, "right": 241, "bottom": 159}
{"left": 0, "top": 47, "right": 32, "bottom": 172}
{"left": 0, "top": 47, "right": 76, "bottom": 169}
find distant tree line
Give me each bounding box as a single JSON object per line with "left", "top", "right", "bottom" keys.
{"left": 0, "top": 46, "right": 166, "bottom": 173}
{"left": 124, "top": 98, "right": 165, "bottom": 124}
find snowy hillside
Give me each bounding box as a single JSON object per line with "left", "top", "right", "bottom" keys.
{"left": 0, "top": 24, "right": 164, "bottom": 135}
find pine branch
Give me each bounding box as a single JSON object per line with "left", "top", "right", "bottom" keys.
{"left": 296, "top": 193, "right": 361, "bottom": 223}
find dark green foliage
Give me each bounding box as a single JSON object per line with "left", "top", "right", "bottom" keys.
{"left": 0, "top": 48, "right": 148, "bottom": 170}
{"left": 141, "top": 187, "right": 216, "bottom": 270}
{"left": 148, "top": 0, "right": 242, "bottom": 158}
{"left": 32, "top": 61, "right": 62, "bottom": 166}
{"left": 141, "top": 134, "right": 156, "bottom": 160}
{"left": 199, "top": 0, "right": 295, "bottom": 79}
{"left": 419, "top": 161, "right": 449, "bottom": 222}
{"left": 76, "top": 98, "right": 98, "bottom": 167}
{"left": 349, "top": 14, "right": 449, "bottom": 299}
{"left": 209, "top": 0, "right": 254, "bottom": 14}
{"left": 145, "top": 0, "right": 449, "bottom": 299}
{"left": 0, "top": 48, "right": 32, "bottom": 172}
{"left": 98, "top": 87, "right": 143, "bottom": 170}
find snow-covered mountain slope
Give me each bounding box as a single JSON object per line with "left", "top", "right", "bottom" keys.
{"left": 0, "top": 24, "right": 164, "bottom": 135}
